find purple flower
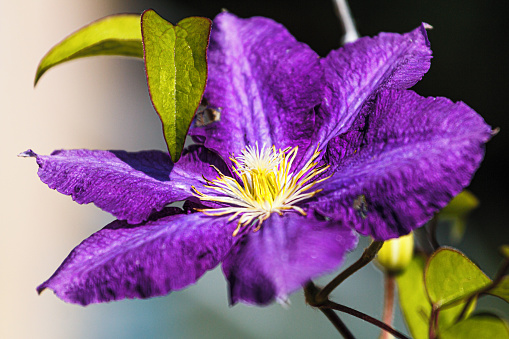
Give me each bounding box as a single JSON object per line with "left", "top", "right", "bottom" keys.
{"left": 26, "top": 13, "right": 491, "bottom": 306}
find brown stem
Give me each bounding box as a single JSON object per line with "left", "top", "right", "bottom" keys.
{"left": 324, "top": 300, "right": 410, "bottom": 339}
{"left": 317, "top": 240, "right": 384, "bottom": 302}
{"left": 304, "top": 282, "right": 409, "bottom": 339}
{"left": 380, "top": 274, "right": 395, "bottom": 339}
{"left": 455, "top": 296, "right": 475, "bottom": 323}
{"left": 429, "top": 306, "right": 440, "bottom": 339}
{"left": 320, "top": 307, "right": 356, "bottom": 339}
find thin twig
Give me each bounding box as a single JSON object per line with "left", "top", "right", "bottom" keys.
{"left": 429, "top": 307, "right": 439, "bottom": 339}
{"left": 324, "top": 300, "right": 410, "bottom": 339}
{"left": 380, "top": 274, "right": 395, "bottom": 339}
{"left": 305, "top": 282, "right": 407, "bottom": 339}
{"left": 455, "top": 296, "right": 475, "bottom": 323}
{"left": 428, "top": 214, "right": 439, "bottom": 250}
{"left": 320, "top": 308, "right": 356, "bottom": 339}
{"left": 317, "top": 241, "right": 384, "bottom": 302}
{"left": 333, "top": 0, "right": 359, "bottom": 44}
{"left": 414, "top": 227, "right": 434, "bottom": 256}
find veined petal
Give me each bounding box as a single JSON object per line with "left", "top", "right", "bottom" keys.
{"left": 315, "top": 24, "right": 432, "bottom": 149}
{"left": 37, "top": 209, "right": 237, "bottom": 305}
{"left": 313, "top": 90, "right": 492, "bottom": 240}
{"left": 190, "top": 12, "right": 323, "bottom": 162}
{"left": 27, "top": 145, "right": 230, "bottom": 224}
{"left": 222, "top": 213, "right": 358, "bottom": 305}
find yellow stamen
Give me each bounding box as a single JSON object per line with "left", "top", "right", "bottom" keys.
{"left": 192, "top": 143, "right": 331, "bottom": 236}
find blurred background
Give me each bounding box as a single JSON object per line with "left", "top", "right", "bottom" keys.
{"left": 1, "top": 0, "right": 507, "bottom": 338}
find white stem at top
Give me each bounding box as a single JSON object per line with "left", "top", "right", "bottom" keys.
{"left": 333, "top": 0, "right": 360, "bottom": 44}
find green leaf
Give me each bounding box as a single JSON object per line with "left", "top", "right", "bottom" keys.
{"left": 141, "top": 9, "right": 211, "bottom": 162}
{"left": 488, "top": 275, "right": 509, "bottom": 303}
{"left": 440, "top": 297, "right": 477, "bottom": 331}
{"left": 425, "top": 248, "right": 492, "bottom": 308}
{"left": 397, "top": 255, "right": 477, "bottom": 339}
{"left": 397, "top": 256, "right": 432, "bottom": 339}
{"left": 440, "top": 314, "right": 509, "bottom": 339}
{"left": 35, "top": 14, "right": 143, "bottom": 85}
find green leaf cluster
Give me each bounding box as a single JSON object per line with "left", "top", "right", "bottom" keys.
{"left": 396, "top": 249, "right": 509, "bottom": 338}
{"left": 35, "top": 10, "right": 211, "bottom": 162}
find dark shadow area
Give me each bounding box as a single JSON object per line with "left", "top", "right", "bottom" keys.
{"left": 111, "top": 150, "right": 174, "bottom": 182}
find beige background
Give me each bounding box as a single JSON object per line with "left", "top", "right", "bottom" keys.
{"left": 0, "top": 1, "right": 163, "bottom": 337}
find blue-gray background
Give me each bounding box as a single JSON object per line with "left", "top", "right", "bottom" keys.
{"left": 1, "top": 0, "right": 507, "bottom": 338}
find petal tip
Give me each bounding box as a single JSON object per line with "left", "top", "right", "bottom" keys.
{"left": 36, "top": 283, "right": 47, "bottom": 295}
{"left": 18, "top": 149, "right": 37, "bottom": 158}
{"left": 416, "top": 23, "right": 432, "bottom": 48}
{"left": 276, "top": 295, "right": 291, "bottom": 309}
{"left": 423, "top": 22, "right": 433, "bottom": 30}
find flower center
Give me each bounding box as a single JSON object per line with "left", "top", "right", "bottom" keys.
{"left": 192, "top": 143, "right": 330, "bottom": 236}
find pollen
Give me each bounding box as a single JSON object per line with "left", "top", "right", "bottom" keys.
{"left": 192, "top": 143, "right": 330, "bottom": 236}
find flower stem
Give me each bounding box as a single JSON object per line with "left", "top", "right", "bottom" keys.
{"left": 333, "top": 0, "right": 359, "bottom": 44}
{"left": 324, "top": 300, "right": 410, "bottom": 339}
{"left": 429, "top": 306, "right": 440, "bottom": 339}
{"left": 380, "top": 274, "right": 395, "bottom": 339}
{"left": 455, "top": 296, "right": 475, "bottom": 323}
{"left": 428, "top": 214, "right": 439, "bottom": 250}
{"left": 414, "top": 228, "right": 434, "bottom": 256}
{"left": 319, "top": 307, "right": 356, "bottom": 339}
{"left": 317, "top": 240, "right": 384, "bottom": 302}
{"left": 305, "top": 282, "right": 408, "bottom": 339}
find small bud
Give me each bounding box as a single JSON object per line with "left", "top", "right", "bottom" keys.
{"left": 376, "top": 232, "right": 414, "bottom": 274}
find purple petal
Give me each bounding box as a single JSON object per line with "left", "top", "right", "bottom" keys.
{"left": 222, "top": 213, "right": 358, "bottom": 305}
{"left": 37, "top": 209, "right": 237, "bottom": 305}
{"left": 190, "top": 12, "right": 323, "bottom": 161}
{"left": 313, "top": 90, "right": 492, "bottom": 240}
{"left": 30, "top": 145, "right": 230, "bottom": 224}
{"left": 316, "top": 24, "right": 432, "bottom": 147}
